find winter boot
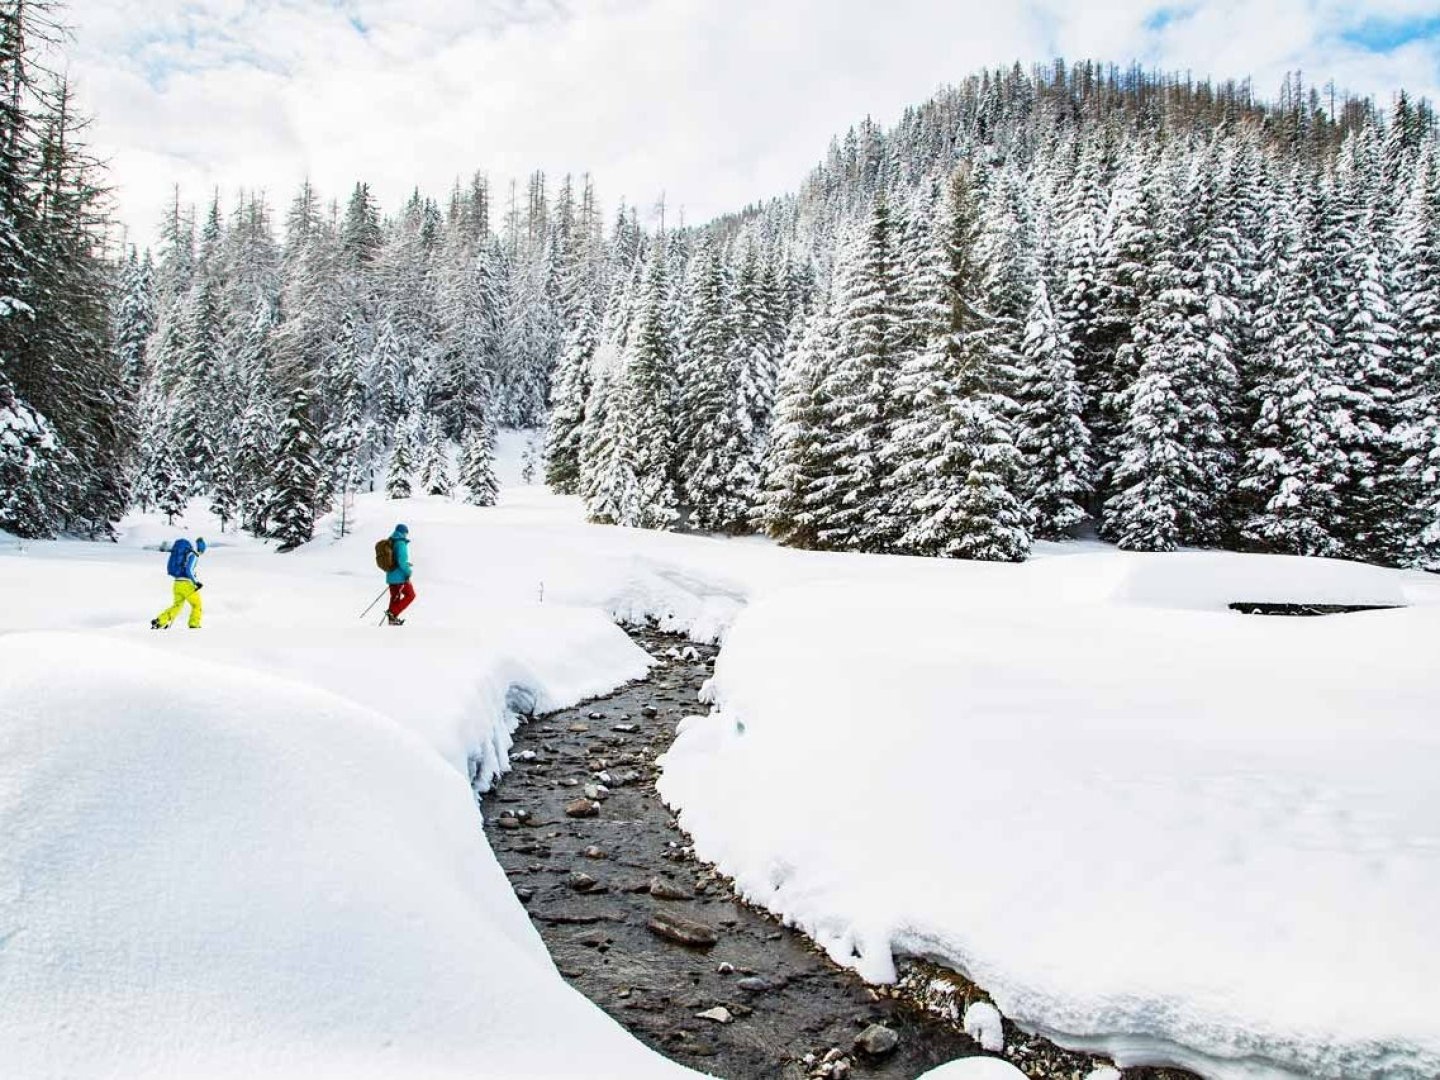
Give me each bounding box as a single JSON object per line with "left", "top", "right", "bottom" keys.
{"left": 150, "top": 618, "right": 165, "bottom": 630}
{"left": 386, "top": 612, "right": 405, "bottom": 627}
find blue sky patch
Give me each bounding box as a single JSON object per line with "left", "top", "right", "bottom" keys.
{"left": 1143, "top": 5, "right": 1194, "bottom": 33}
{"left": 1342, "top": 14, "right": 1440, "bottom": 52}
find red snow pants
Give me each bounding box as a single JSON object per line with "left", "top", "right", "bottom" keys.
{"left": 388, "top": 581, "right": 416, "bottom": 618}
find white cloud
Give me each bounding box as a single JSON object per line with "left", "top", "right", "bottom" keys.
{"left": 63, "top": 0, "right": 1440, "bottom": 248}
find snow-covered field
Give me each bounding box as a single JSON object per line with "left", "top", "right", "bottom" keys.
{"left": 3, "top": 450, "right": 1437, "bottom": 1079}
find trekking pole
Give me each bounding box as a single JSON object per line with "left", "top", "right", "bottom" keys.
{"left": 359, "top": 587, "right": 388, "bottom": 620}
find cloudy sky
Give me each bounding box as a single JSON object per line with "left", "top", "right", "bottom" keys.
{"left": 65, "top": 0, "right": 1440, "bottom": 247}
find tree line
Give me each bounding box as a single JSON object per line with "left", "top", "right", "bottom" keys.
{"left": 3, "top": 31, "right": 1437, "bottom": 572}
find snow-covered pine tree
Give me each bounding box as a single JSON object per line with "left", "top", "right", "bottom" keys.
{"left": 155, "top": 433, "right": 190, "bottom": 526}
{"left": 269, "top": 389, "right": 322, "bottom": 552}
{"left": 890, "top": 167, "right": 1031, "bottom": 561}
{"left": 1104, "top": 155, "right": 1238, "bottom": 552}
{"left": 885, "top": 179, "right": 953, "bottom": 543}
{"left": 0, "top": 370, "right": 71, "bottom": 538}
{"left": 811, "top": 195, "right": 905, "bottom": 551}
{"left": 208, "top": 444, "right": 240, "bottom": 533}
{"left": 620, "top": 241, "right": 679, "bottom": 530}
{"left": 459, "top": 403, "right": 500, "bottom": 507}
{"left": 235, "top": 394, "right": 277, "bottom": 537}
{"left": 759, "top": 304, "right": 833, "bottom": 548}
{"left": 271, "top": 182, "right": 344, "bottom": 396}
{"left": 1239, "top": 181, "right": 1349, "bottom": 557}
{"left": 1085, "top": 146, "right": 1157, "bottom": 506}
{"left": 369, "top": 315, "right": 412, "bottom": 428}
{"left": 114, "top": 249, "right": 156, "bottom": 388}
{"left": 320, "top": 388, "right": 365, "bottom": 526}
{"left": 544, "top": 297, "right": 597, "bottom": 494}
{"left": 1056, "top": 137, "right": 1113, "bottom": 376}
{"left": 578, "top": 362, "right": 636, "bottom": 524}
{"left": 1015, "top": 277, "right": 1092, "bottom": 537}
{"left": 722, "top": 244, "right": 783, "bottom": 521}
{"left": 386, "top": 415, "right": 417, "bottom": 499}
{"left": 578, "top": 254, "right": 642, "bottom": 524}
{"left": 417, "top": 415, "right": 454, "bottom": 497}
{"left": 3, "top": 68, "right": 126, "bottom": 539}
{"left": 1329, "top": 140, "right": 1409, "bottom": 562}
{"left": 676, "top": 236, "right": 747, "bottom": 531}
{"left": 1397, "top": 148, "right": 1440, "bottom": 568}
{"left": 341, "top": 182, "right": 383, "bottom": 267}
{"left": 173, "top": 275, "right": 223, "bottom": 482}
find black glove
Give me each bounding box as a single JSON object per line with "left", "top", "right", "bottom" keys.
{"left": 194, "top": 582, "right": 203, "bottom": 591}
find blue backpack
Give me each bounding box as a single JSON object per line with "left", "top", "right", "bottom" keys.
{"left": 166, "top": 538, "right": 194, "bottom": 578}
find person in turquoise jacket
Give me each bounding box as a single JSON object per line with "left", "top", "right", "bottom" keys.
{"left": 384, "top": 524, "right": 415, "bottom": 626}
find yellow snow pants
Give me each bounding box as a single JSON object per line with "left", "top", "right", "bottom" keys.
{"left": 156, "top": 579, "right": 203, "bottom": 628}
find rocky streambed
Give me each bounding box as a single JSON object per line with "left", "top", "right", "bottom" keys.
{"left": 477, "top": 627, "right": 1197, "bottom": 1080}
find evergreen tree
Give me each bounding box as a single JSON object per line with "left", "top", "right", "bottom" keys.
{"left": 269, "top": 388, "right": 321, "bottom": 552}
{"left": 235, "top": 395, "right": 277, "bottom": 537}
{"left": 386, "top": 417, "right": 417, "bottom": 499}
{"left": 620, "top": 242, "right": 679, "bottom": 529}
{"left": 1329, "top": 154, "right": 1408, "bottom": 561}
{"left": 208, "top": 450, "right": 240, "bottom": 533}
{"left": 155, "top": 432, "right": 190, "bottom": 527}
{"left": 114, "top": 249, "right": 155, "bottom": 387}
{"left": 0, "top": 369, "right": 70, "bottom": 538}
{"left": 544, "top": 298, "right": 597, "bottom": 493}
{"left": 579, "top": 362, "right": 636, "bottom": 524}
{"left": 1398, "top": 150, "right": 1440, "bottom": 567}
{"left": 417, "top": 414, "right": 453, "bottom": 496}
{"left": 459, "top": 405, "right": 500, "bottom": 507}
{"left": 1015, "top": 277, "right": 1092, "bottom": 537}
{"left": 676, "top": 236, "right": 746, "bottom": 530}
{"left": 889, "top": 168, "right": 1030, "bottom": 561}
{"left": 760, "top": 305, "right": 833, "bottom": 547}
{"left": 812, "top": 196, "right": 905, "bottom": 550}
{"left": 1239, "top": 187, "right": 1349, "bottom": 557}
{"left": 1104, "top": 163, "right": 1239, "bottom": 552}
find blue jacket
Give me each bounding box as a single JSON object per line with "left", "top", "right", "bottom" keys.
{"left": 178, "top": 550, "right": 199, "bottom": 584}
{"left": 385, "top": 532, "right": 412, "bottom": 585}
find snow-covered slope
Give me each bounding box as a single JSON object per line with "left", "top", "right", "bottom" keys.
{"left": 2, "top": 483, "right": 1437, "bottom": 1079}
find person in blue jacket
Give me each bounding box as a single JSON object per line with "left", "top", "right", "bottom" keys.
{"left": 384, "top": 524, "right": 415, "bottom": 626}
{"left": 152, "top": 537, "right": 206, "bottom": 629}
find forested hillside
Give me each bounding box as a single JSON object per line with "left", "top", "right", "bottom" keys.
{"left": 554, "top": 65, "right": 1440, "bottom": 568}
{"left": 4, "top": 37, "right": 1439, "bottom": 570}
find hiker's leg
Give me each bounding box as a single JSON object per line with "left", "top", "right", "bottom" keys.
{"left": 155, "top": 581, "right": 187, "bottom": 628}
{"left": 392, "top": 581, "right": 416, "bottom": 617}
{"left": 386, "top": 583, "right": 404, "bottom": 616}
{"left": 184, "top": 582, "right": 203, "bottom": 628}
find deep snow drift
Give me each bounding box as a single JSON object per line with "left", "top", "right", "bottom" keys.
{"left": 0, "top": 633, "right": 691, "bottom": 1080}
{"left": 2, "top": 466, "right": 1438, "bottom": 1079}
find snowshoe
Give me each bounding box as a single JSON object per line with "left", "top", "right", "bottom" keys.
{"left": 385, "top": 613, "right": 405, "bottom": 627}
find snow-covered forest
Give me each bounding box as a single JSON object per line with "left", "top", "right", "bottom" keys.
{"left": 4, "top": 0, "right": 1439, "bottom": 571}
{"left": 554, "top": 68, "right": 1440, "bottom": 568}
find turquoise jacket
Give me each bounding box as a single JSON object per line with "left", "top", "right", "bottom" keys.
{"left": 386, "top": 530, "right": 412, "bottom": 585}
